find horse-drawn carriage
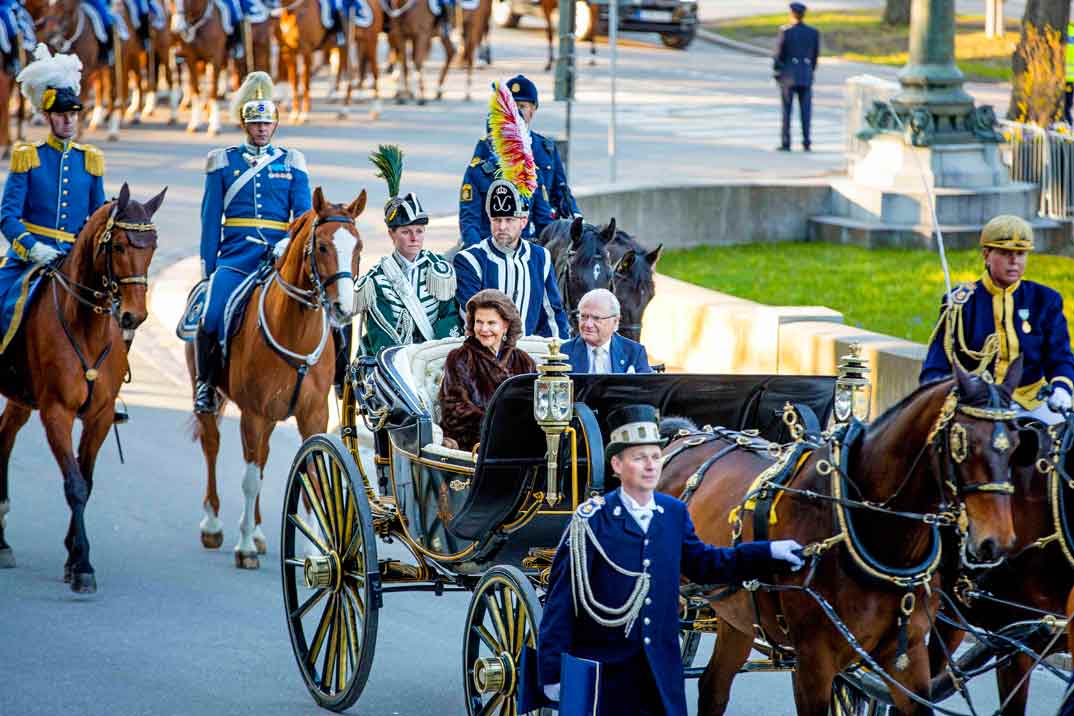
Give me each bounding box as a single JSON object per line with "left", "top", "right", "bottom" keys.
{"left": 278, "top": 335, "right": 838, "bottom": 712}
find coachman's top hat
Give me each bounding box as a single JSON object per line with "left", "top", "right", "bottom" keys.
{"left": 605, "top": 404, "right": 666, "bottom": 459}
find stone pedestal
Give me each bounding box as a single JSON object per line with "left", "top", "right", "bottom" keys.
{"left": 851, "top": 135, "right": 1008, "bottom": 190}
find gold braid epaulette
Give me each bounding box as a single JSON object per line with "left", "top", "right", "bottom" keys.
{"left": 9, "top": 142, "right": 40, "bottom": 173}
{"left": 74, "top": 142, "right": 104, "bottom": 176}
{"left": 925, "top": 282, "right": 998, "bottom": 377}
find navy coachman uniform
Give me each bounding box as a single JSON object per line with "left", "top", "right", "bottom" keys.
{"left": 194, "top": 71, "right": 311, "bottom": 413}
{"left": 356, "top": 144, "right": 462, "bottom": 356}
{"left": 537, "top": 405, "right": 797, "bottom": 716}
{"left": 454, "top": 180, "right": 570, "bottom": 339}
{"left": 459, "top": 75, "right": 577, "bottom": 247}
{"left": 774, "top": 2, "right": 819, "bottom": 151}
{"left": 920, "top": 215, "right": 1074, "bottom": 412}
{"left": 0, "top": 45, "right": 105, "bottom": 354}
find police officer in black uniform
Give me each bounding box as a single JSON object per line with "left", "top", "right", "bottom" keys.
{"left": 774, "top": 2, "right": 820, "bottom": 152}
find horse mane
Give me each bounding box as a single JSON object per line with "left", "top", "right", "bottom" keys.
{"left": 62, "top": 201, "right": 114, "bottom": 284}
{"left": 867, "top": 378, "right": 949, "bottom": 432}
{"left": 660, "top": 415, "right": 699, "bottom": 440}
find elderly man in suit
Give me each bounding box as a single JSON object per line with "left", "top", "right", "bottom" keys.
{"left": 561, "top": 289, "right": 650, "bottom": 374}
{"left": 774, "top": 2, "right": 820, "bottom": 151}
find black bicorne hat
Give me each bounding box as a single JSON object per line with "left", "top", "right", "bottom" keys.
{"left": 385, "top": 192, "right": 429, "bottom": 229}
{"left": 42, "top": 86, "right": 82, "bottom": 113}
{"left": 605, "top": 404, "right": 666, "bottom": 459}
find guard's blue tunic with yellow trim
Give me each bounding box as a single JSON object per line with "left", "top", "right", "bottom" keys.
{"left": 0, "top": 136, "right": 105, "bottom": 351}
{"left": 199, "top": 143, "right": 311, "bottom": 341}
{"left": 920, "top": 272, "right": 1074, "bottom": 407}
{"left": 537, "top": 490, "right": 776, "bottom": 716}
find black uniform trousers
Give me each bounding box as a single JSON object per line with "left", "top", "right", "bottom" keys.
{"left": 781, "top": 83, "right": 812, "bottom": 149}
{"left": 596, "top": 652, "right": 664, "bottom": 716}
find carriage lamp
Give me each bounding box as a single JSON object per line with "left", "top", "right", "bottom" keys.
{"left": 534, "top": 339, "right": 574, "bottom": 506}
{"left": 834, "top": 343, "right": 872, "bottom": 423}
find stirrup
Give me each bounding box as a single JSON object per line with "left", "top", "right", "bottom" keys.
{"left": 113, "top": 396, "right": 130, "bottom": 425}
{"left": 194, "top": 382, "right": 219, "bottom": 414}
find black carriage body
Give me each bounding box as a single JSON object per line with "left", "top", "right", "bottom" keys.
{"left": 358, "top": 345, "right": 836, "bottom": 572}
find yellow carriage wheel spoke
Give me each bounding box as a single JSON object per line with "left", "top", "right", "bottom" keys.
{"left": 483, "top": 591, "right": 510, "bottom": 652}
{"left": 340, "top": 585, "right": 361, "bottom": 670}
{"left": 308, "top": 592, "right": 338, "bottom": 675}
{"left": 288, "top": 513, "right": 331, "bottom": 556}
{"left": 335, "top": 589, "right": 349, "bottom": 693}
{"left": 344, "top": 571, "right": 367, "bottom": 590}
{"left": 345, "top": 579, "right": 367, "bottom": 623}
{"left": 312, "top": 452, "right": 341, "bottom": 548}
{"left": 474, "top": 623, "right": 499, "bottom": 654}
{"left": 299, "top": 463, "right": 336, "bottom": 550}
{"left": 512, "top": 597, "right": 528, "bottom": 657}
{"left": 291, "top": 587, "right": 328, "bottom": 621}
{"left": 502, "top": 586, "right": 516, "bottom": 656}
{"left": 322, "top": 593, "right": 341, "bottom": 692}
{"left": 478, "top": 692, "right": 504, "bottom": 716}
{"left": 331, "top": 458, "right": 352, "bottom": 553}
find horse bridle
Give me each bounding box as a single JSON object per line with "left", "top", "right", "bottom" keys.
{"left": 928, "top": 385, "right": 1019, "bottom": 498}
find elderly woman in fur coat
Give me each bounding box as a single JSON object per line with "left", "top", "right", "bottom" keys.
{"left": 439, "top": 289, "right": 536, "bottom": 450}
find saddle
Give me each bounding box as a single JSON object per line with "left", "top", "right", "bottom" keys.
{"left": 175, "top": 263, "right": 272, "bottom": 358}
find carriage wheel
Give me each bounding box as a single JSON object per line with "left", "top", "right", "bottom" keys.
{"left": 463, "top": 565, "right": 543, "bottom": 716}
{"left": 282, "top": 434, "right": 380, "bottom": 713}
{"left": 830, "top": 673, "right": 890, "bottom": 716}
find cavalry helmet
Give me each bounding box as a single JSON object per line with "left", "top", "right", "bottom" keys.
{"left": 16, "top": 43, "right": 83, "bottom": 114}
{"left": 231, "top": 71, "right": 278, "bottom": 125}
{"left": 980, "top": 215, "right": 1034, "bottom": 252}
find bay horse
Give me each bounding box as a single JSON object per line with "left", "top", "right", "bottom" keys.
{"left": 0, "top": 183, "right": 167, "bottom": 593}
{"left": 385, "top": 0, "right": 454, "bottom": 104}
{"left": 276, "top": 0, "right": 352, "bottom": 122}
{"left": 458, "top": 0, "right": 490, "bottom": 101}
{"left": 926, "top": 414, "right": 1074, "bottom": 715}
{"left": 538, "top": 217, "right": 614, "bottom": 333}
{"left": 607, "top": 230, "right": 660, "bottom": 343}
{"left": 115, "top": 3, "right": 180, "bottom": 124}
{"left": 173, "top": 0, "right": 228, "bottom": 134}
{"left": 659, "top": 363, "right": 1024, "bottom": 715}
{"left": 185, "top": 187, "right": 365, "bottom": 570}
{"left": 351, "top": 1, "right": 384, "bottom": 119}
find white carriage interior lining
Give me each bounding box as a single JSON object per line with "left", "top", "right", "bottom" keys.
{"left": 388, "top": 336, "right": 553, "bottom": 462}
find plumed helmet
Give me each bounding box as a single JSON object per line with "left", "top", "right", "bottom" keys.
{"left": 370, "top": 144, "right": 428, "bottom": 228}
{"left": 980, "top": 215, "right": 1034, "bottom": 252}
{"left": 485, "top": 80, "right": 537, "bottom": 220}
{"left": 16, "top": 43, "right": 83, "bottom": 114}
{"left": 231, "top": 71, "right": 278, "bottom": 125}
{"left": 605, "top": 404, "right": 666, "bottom": 460}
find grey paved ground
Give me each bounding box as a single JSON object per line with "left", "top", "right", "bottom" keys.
{"left": 0, "top": 23, "right": 1064, "bottom": 716}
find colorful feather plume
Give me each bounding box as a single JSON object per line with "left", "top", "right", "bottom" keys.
{"left": 369, "top": 144, "right": 405, "bottom": 199}
{"left": 16, "top": 43, "right": 82, "bottom": 112}
{"left": 487, "top": 80, "right": 536, "bottom": 199}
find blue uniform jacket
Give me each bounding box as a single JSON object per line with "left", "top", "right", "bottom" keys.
{"left": 453, "top": 237, "right": 570, "bottom": 339}
{"left": 920, "top": 274, "right": 1074, "bottom": 407}
{"left": 561, "top": 333, "right": 651, "bottom": 374}
{"left": 0, "top": 136, "right": 105, "bottom": 261}
{"left": 199, "top": 144, "right": 311, "bottom": 276}
{"left": 531, "top": 130, "right": 579, "bottom": 221}
{"left": 537, "top": 490, "right": 775, "bottom": 716}
{"left": 458, "top": 137, "right": 555, "bottom": 248}
{"left": 774, "top": 22, "right": 819, "bottom": 87}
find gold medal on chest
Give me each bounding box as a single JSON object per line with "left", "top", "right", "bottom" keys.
{"left": 1019, "top": 308, "right": 1031, "bottom": 334}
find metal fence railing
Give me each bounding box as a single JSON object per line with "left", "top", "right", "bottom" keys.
{"left": 999, "top": 120, "right": 1074, "bottom": 220}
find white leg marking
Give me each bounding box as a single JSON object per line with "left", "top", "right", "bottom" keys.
{"left": 207, "top": 99, "right": 220, "bottom": 136}
{"left": 186, "top": 98, "right": 202, "bottom": 132}
{"left": 252, "top": 524, "right": 266, "bottom": 545}
{"left": 88, "top": 104, "right": 105, "bottom": 130}
{"left": 107, "top": 112, "right": 120, "bottom": 140}
{"left": 199, "top": 498, "right": 222, "bottom": 535}
{"left": 234, "top": 462, "right": 260, "bottom": 554}
{"left": 141, "top": 90, "right": 158, "bottom": 120}
{"left": 0, "top": 500, "right": 9, "bottom": 531}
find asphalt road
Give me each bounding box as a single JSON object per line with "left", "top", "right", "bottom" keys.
{"left": 0, "top": 23, "right": 1064, "bottom": 716}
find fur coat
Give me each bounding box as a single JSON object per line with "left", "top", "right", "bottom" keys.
{"left": 439, "top": 337, "right": 536, "bottom": 450}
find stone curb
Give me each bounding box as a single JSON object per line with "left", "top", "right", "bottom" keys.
{"left": 696, "top": 27, "right": 772, "bottom": 58}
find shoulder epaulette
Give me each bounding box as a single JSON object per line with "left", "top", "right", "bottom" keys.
{"left": 574, "top": 495, "right": 605, "bottom": 520}
{"left": 354, "top": 269, "right": 379, "bottom": 314}
{"left": 947, "top": 282, "right": 975, "bottom": 307}
{"left": 425, "top": 252, "right": 456, "bottom": 301}
{"left": 73, "top": 142, "right": 104, "bottom": 176}
{"left": 205, "top": 147, "right": 230, "bottom": 174}
{"left": 284, "top": 148, "right": 307, "bottom": 173}
{"left": 9, "top": 142, "right": 40, "bottom": 173}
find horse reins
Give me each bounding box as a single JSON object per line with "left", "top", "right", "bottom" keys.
{"left": 50, "top": 5, "right": 85, "bottom": 53}
{"left": 258, "top": 214, "right": 354, "bottom": 417}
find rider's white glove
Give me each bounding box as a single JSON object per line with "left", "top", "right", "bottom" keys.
{"left": 1048, "top": 385, "right": 1073, "bottom": 413}
{"left": 170, "top": 14, "right": 187, "bottom": 32}
{"left": 769, "top": 539, "right": 804, "bottom": 571}
{"left": 543, "top": 683, "right": 560, "bottom": 702}
{"left": 28, "top": 242, "right": 60, "bottom": 265}
{"left": 272, "top": 237, "right": 291, "bottom": 260}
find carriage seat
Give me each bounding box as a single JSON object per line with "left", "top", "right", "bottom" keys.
{"left": 387, "top": 336, "right": 552, "bottom": 461}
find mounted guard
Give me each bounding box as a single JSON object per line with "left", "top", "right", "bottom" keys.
{"left": 920, "top": 215, "right": 1074, "bottom": 423}
{"left": 355, "top": 144, "right": 461, "bottom": 357}
{"left": 191, "top": 70, "right": 312, "bottom": 414}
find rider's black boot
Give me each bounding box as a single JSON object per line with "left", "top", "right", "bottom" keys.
{"left": 332, "top": 324, "right": 352, "bottom": 400}
{"left": 194, "top": 327, "right": 220, "bottom": 414}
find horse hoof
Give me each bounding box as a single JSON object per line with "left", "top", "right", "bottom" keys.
{"left": 167, "top": 117, "right": 177, "bottom": 126}
{"left": 234, "top": 551, "right": 260, "bottom": 570}
{"left": 395, "top": 96, "right": 405, "bottom": 105}
{"left": 254, "top": 536, "right": 268, "bottom": 555}
{"left": 201, "top": 531, "right": 224, "bottom": 549}
{"left": 336, "top": 110, "right": 348, "bottom": 120}
{"left": 436, "top": 91, "right": 443, "bottom": 101}
{"left": 63, "top": 564, "right": 72, "bottom": 583}
{"left": 107, "top": 134, "right": 119, "bottom": 142}
{"left": 70, "top": 572, "right": 97, "bottom": 594}
{"left": 417, "top": 97, "right": 427, "bottom": 106}
{"left": 0, "top": 548, "right": 14, "bottom": 568}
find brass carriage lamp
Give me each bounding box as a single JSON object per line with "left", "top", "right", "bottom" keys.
{"left": 533, "top": 339, "right": 574, "bottom": 506}
{"left": 834, "top": 343, "right": 872, "bottom": 423}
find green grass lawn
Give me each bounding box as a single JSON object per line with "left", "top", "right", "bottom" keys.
{"left": 708, "top": 11, "right": 1019, "bottom": 82}
{"left": 659, "top": 243, "right": 1074, "bottom": 345}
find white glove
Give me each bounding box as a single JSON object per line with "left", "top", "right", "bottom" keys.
{"left": 170, "top": 13, "right": 187, "bottom": 32}
{"left": 272, "top": 237, "right": 291, "bottom": 260}
{"left": 770, "top": 539, "right": 804, "bottom": 571}
{"left": 28, "top": 242, "right": 60, "bottom": 265}
{"left": 543, "top": 683, "right": 560, "bottom": 702}
{"left": 1048, "top": 385, "right": 1073, "bottom": 414}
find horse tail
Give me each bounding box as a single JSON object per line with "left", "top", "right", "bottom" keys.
{"left": 660, "top": 415, "right": 698, "bottom": 441}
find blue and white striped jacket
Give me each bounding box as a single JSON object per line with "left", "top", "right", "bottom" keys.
{"left": 453, "top": 238, "right": 570, "bottom": 339}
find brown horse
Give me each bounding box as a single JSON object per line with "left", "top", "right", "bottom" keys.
{"left": 927, "top": 415, "right": 1074, "bottom": 715}
{"left": 345, "top": 3, "right": 384, "bottom": 119}
{"left": 385, "top": 0, "right": 454, "bottom": 104}
{"left": 0, "top": 184, "right": 167, "bottom": 593}
{"left": 276, "top": 0, "right": 351, "bottom": 122}
{"left": 186, "top": 187, "right": 365, "bottom": 569}
{"left": 458, "top": 0, "right": 490, "bottom": 101}
{"left": 0, "top": 46, "right": 19, "bottom": 157}
{"left": 173, "top": 0, "right": 228, "bottom": 134}
{"left": 114, "top": 4, "right": 180, "bottom": 124}
{"left": 659, "top": 364, "right": 1023, "bottom": 716}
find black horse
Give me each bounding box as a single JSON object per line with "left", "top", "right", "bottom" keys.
{"left": 539, "top": 217, "right": 615, "bottom": 333}
{"left": 608, "top": 231, "right": 661, "bottom": 343}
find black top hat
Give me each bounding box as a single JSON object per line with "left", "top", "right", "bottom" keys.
{"left": 605, "top": 404, "right": 665, "bottom": 459}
